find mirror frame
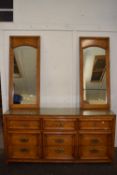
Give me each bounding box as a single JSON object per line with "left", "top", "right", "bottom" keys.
{"left": 80, "top": 37, "right": 110, "bottom": 109}
{"left": 9, "top": 36, "right": 40, "bottom": 109}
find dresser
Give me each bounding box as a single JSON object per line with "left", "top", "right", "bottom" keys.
{"left": 3, "top": 108, "right": 116, "bottom": 163}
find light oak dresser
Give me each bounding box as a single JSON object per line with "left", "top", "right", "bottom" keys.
{"left": 3, "top": 108, "right": 115, "bottom": 163}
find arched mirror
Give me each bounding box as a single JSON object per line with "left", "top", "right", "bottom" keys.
{"left": 80, "top": 37, "right": 110, "bottom": 109}
{"left": 9, "top": 36, "right": 40, "bottom": 109}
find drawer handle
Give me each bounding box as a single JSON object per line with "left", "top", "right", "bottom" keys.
{"left": 91, "top": 139, "right": 99, "bottom": 144}
{"left": 57, "top": 122, "right": 64, "bottom": 127}
{"left": 20, "top": 138, "right": 29, "bottom": 142}
{"left": 90, "top": 149, "right": 98, "bottom": 153}
{"left": 20, "top": 148, "right": 29, "bottom": 153}
{"left": 55, "top": 139, "right": 64, "bottom": 144}
{"left": 55, "top": 148, "right": 64, "bottom": 153}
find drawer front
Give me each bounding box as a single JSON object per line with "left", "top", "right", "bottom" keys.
{"left": 44, "top": 146, "right": 75, "bottom": 160}
{"left": 79, "top": 146, "right": 110, "bottom": 160}
{"left": 8, "top": 133, "right": 41, "bottom": 146}
{"left": 79, "top": 133, "right": 112, "bottom": 146}
{"left": 7, "top": 120, "right": 40, "bottom": 130}
{"left": 43, "top": 133, "right": 76, "bottom": 146}
{"left": 43, "top": 118, "right": 76, "bottom": 130}
{"left": 79, "top": 120, "right": 112, "bottom": 130}
{"left": 8, "top": 145, "right": 40, "bottom": 159}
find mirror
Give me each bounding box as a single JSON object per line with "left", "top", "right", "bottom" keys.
{"left": 9, "top": 36, "right": 40, "bottom": 109}
{"left": 80, "top": 37, "right": 110, "bottom": 109}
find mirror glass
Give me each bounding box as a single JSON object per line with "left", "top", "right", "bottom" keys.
{"left": 80, "top": 37, "right": 110, "bottom": 109}
{"left": 13, "top": 46, "right": 36, "bottom": 104}
{"left": 83, "top": 47, "right": 107, "bottom": 104}
{"left": 9, "top": 36, "right": 40, "bottom": 109}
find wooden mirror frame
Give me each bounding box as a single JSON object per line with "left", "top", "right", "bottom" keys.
{"left": 9, "top": 36, "right": 40, "bottom": 109}
{"left": 80, "top": 37, "right": 110, "bottom": 109}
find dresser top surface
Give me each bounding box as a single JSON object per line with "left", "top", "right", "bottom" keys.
{"left": 4, "top": 108, "right": 116, "bottom": 116}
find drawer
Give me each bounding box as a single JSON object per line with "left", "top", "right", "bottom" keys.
{"left": 79, "top": 119, "right": 112, "bottom": 130}
{"left": 7, "top": 119, "right": 41, "bottom": 129}
{"left": 43, "top": 118, "right": 76, "bottom": 130}
{"left": 44, "top": 146, "right": 75, "bottom": 160}
{"left": 8, "top": 145, "right": 40, "bottom": 159}
{"left": 79, "top": 133, "right": 112, "bottom": 146}
{"left": 79, "top": 146, "right": 110, "bottom": 160}
{"left": 8, "top": 133, "right": 41, "bottom": 146}
{"left": 43, "top": 132, "right": 76, "bottom": 146}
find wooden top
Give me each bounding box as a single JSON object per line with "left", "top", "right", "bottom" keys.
{"left": 4, "top": 108, "right": 116, "bottom": 117}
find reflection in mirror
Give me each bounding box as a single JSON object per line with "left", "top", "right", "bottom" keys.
{"left": 83, "top": 47, "right": 107, "bottom": 104}
{"left": 13, "top": 46, "right": 36, "bottom": 104}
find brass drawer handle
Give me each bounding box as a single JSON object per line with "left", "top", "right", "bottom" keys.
{"left": 20, "top": 137, "right": 29, "bottom": 142}
{"left": 57, "top": 122, "right": 64, "bottom": 127}
{"left": 55, "top": 139, "right": 64, "bottom": 144}
{"left": 55, "top": 148, "right": 64, "bottom": 153}
{"left": 20, "top": 148, "right": 29, "bottom": 153}
{"left": 91, "top": 139, "right": 99, "bottom": 144}
{"left": 90, "top": 149, "right": 98, "bottom": 153}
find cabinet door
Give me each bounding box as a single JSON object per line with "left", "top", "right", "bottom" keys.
{"left": 7, "top": 117, "right": 41, "bottom": 130}
{"left": 79, "top": 118, "right": 113, "bottom": 130}
{"left": 8, "top": 145, "right": 40, "bottom": 159}
{"left": 79, "top": 146, "right": 111, "bottom": 161}
{"left": 79, "top": 132, "right": 112, "bottom": 146}
{"left": 43, "top": 132, "right": 77, "bottom": 160}
{"left": 7, "top": 132, "right": 41, "bottom": 160}
{"left": 43, "top": 118, "right": 76, "bottom": 130}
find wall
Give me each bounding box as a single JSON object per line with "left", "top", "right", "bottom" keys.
{"left": 0, "top": 0, "right": 117, "bottom": 147}
{"left": 14, "top": 0, "right": 117, "bottom": 30}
